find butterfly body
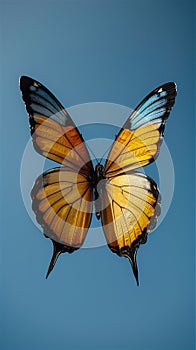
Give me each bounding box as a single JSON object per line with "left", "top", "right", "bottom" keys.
{"left": 91, "top": 163, "right": 106, "bottom": 220}
{"left": 20, "top": 76, "right": 177, "bottom": 285}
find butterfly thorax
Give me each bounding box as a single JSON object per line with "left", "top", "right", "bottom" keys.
{"left": 95, "top": 163, "right": 105, "bottom": 183}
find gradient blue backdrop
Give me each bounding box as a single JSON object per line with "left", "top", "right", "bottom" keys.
{"left": 1, "top": 1, "right": 195, "bottom": 350}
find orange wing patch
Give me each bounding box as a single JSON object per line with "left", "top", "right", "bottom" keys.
{"left": 105, "top": 122, "right": 162, "bottom": 177}
{"left": 32, "top": 116, "right": 93, "bottom": 176}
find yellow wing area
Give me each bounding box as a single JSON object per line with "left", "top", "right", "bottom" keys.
{"left": 32, "top": 116, "right": 93, "bottom": 176}
{"left": 100, "top": 172, "right": 161, "bottom": 284}
{"left": 105, "top": 121, "right": 163, "bottom": 177}
{"left": 31, "top": 167, "right": 93, "bottom": 248}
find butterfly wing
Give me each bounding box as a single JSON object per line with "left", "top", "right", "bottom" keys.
{"left": 31, "top": 167, "right": 93, "bottom": 277}
{"left": 100, "top": 173, "right": 160, "bottom": 284}
{"left": 20, "top": 76, "right": 94, "bottom": 277}
{"left": 20, "top": 76, "right": 93, "bottom": 176}
{"left": 104, "top": 82, "right": 177, "bottom": 177}
{"left": 101, "top": 82, "right": 177, "bottom": 284}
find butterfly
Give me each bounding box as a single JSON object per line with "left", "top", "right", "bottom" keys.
{"left": 20, "top": 76, "right": 177, "bottom": 285}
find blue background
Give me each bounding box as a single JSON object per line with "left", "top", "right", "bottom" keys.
{"left": 1, "top": 1, "right": 195, "bottom": 350}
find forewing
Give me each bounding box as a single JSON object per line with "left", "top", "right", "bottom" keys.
{"left": 104, "top": 82, "right": 177, "bottom": 177}
{"left": 100, "top": 173, "right": 161, "bottom": 284}
{"left": 20, "top": 76, "right": 93, "bottom": 176}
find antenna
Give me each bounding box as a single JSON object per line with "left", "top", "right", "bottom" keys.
{"left": 99, "top": 141, "right": 113, "bottom": 164}
{"left": 85, "top": 141, "right": 99, "bottom": 164}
